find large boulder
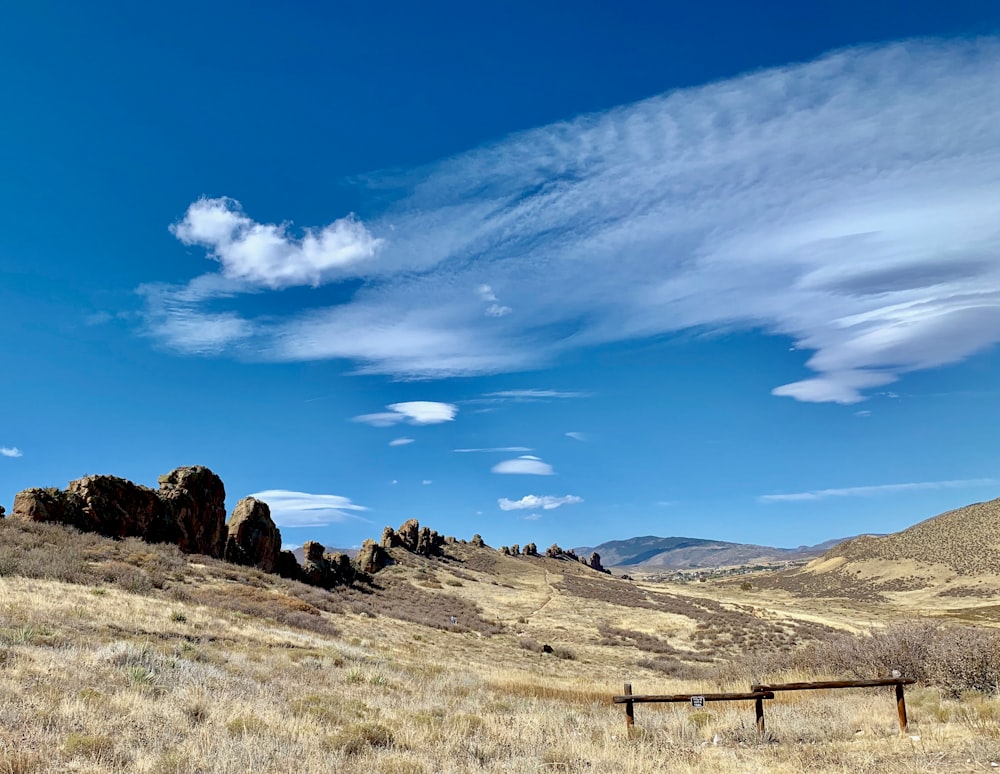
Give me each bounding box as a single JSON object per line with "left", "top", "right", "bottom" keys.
{"left": 356, "top": 539, "right": 391, "bottom": 574}
{"left": 225, "top": 497, "right": 281, "bottom": 573}
{"left": 157, "top": 466, "right": 227, "bottom": 557}
{"left": 397, "top": 519, "right": 420, "bottom": 551}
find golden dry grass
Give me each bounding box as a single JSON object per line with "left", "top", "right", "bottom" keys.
{"left": 1, "top": 520, "right": 1000, "bottom": 772}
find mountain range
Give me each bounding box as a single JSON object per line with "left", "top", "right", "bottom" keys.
{"left": 573, "top": 535, "right": 848, "bottom": 569}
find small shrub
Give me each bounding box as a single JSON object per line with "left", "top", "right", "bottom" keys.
{"left": 64, "top": 733, "right": 115, "bottom": 759}
{"left": 328, "top": 722, "right": 395, "bottom": 755}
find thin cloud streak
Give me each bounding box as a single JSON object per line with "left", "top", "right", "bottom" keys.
{"left": 145, "top": 39, "right": 1000, "bottom": 401}
{"left": 452, "top": 446, "right": 532, "bottom": 453}
{"left": 0, "top": 447, "right": 23, "bottom": 458}
{"left": 758, "top": 477, "right": 1000, "bottom": 503}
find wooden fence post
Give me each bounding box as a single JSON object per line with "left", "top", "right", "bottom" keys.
{"left": 895, "top": 683, "right": 908, "bottom": 732}
{"left": 624, "top": 683, "right": 634, "bottom": 731}
{"left": 755, "top": 695, "right": 765, "bottom": 735}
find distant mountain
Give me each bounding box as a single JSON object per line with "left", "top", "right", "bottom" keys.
{"left": 572, "top": 535, "right": 844, "bottom": 569}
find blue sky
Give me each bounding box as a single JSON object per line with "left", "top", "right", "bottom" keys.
{"left": 3, "top": 1, "right": 1000, "bottom": 552}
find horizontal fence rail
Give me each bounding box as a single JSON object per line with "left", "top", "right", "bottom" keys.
{"left": 616, "top": 677, "right": 917, "bottom": 735}
{"left": 751, "top": 678, "right": 916, "bottom": 732}
{"left": 613, "top": 684, "right": 774, "bottom": 733}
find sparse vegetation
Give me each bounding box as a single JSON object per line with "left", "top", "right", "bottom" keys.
{"left": 2, "top": 516, "right": 1000, "bottom": 772}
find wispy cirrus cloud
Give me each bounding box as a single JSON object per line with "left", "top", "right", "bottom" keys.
{"left": 758, "top": 477, "right": 1000, "bottom": 503}
{"left": 565, "top": 432, "right": 587, "bottom": 441}
{"left": 492, "top": 455, "right": 555, "bottom": 475}
{"left": 452, "top": 446, "right": 532, "bottom": 453}
{"left": 498, "top": 494, "right": 583, "bottom": 511}
{"left": 1, "top": 447, "right": 23, "bottom": 458}
{"left": 250, "top": 489, "right": 369, "bottom": 527}
{"left": 353, "top": 401, "right": 458, "bottom": 427}
{"left": 143, "top": 39, "right": 1000, "bottom": 401}
{"left": 388, "top": 437, "right": 415, "bottom": 446}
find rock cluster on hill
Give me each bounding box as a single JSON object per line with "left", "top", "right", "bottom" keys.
{"left": 10, "top": 467, "right": 322, "bottom": 586}
{"left": 300, "top": 541, "right": 360, "bottom": 587}
{"left": 381, "top": 519, "right": 445, "bottom": 557}
{"left": 12, "top": 467, "right": 229, "bottom": 556}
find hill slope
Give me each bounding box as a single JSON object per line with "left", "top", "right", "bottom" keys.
{"left": 761, "top": 496, "right": 1000, "bottom": 602}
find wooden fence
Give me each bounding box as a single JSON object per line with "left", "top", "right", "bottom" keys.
{"left": 613, "top": 677, "right": 916, "bottom": 734}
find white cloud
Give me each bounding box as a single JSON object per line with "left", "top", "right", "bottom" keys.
{"left": 422, "top": 479, "right": 432, "bottom": 485}
{"left": 250, "top": 489, "right": 369, "bottom": 527}
{"left": 498, "top": 494, "right": 583, "bottom": 511}
{"left": 758, "top": 477, "right": 999, "bottom": 503}
{"left": 452, "top": 446, "right": 533, "bottom": 453}
{"left": 523, "top": 513, "right": 543, "bottom": 521}
{"left": 492, "top": 456, "right": 555, "bottom": 475}
{"left": 144, "top": 40, "right": 1000, "bottom": 401}
{"left": 170, "top": 197, "right": 383, "bottom": 289}
{"left": 353, "top": 401, "right": 458, "bottom": 426}
{"left": 389, "top": 437, "right": 415, "bottom": 446}
{"left": 565, "top": 432, "right": 587, "bottom": 441}
{"left": 1, "top": 447, "right": 23, "bottom": 458}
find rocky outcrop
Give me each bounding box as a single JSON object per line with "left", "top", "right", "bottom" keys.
{"left": 12, "top": 467, "right": 228, "bottom": 558}
{"left": 397, "top": 519, "right": 420, "bottom": 551}
{"left": 588, "top": 551, "right": 609, "bottom": 573}
{"left": 225, "top": 497, "right": 281, "bottom": 573}
{"left": 545, "top": 544, "right": 579, "bottom": 561}
{"left": 523, "top": 542, "right": 538, "bottom": 556}
{"left": 471, "top": 534, "right": 485, "bottom": 548}
{"left": 12, "top": 487, "right": 85, "bottom": 526}
{"left": 300, "top": 541, "right": 359, "bottom": 588}
{"left": 356, "top": 539, "right": 392, "bottom": 574}
{"left": 157, "top": 467, "right": 228, "bottom": 557}
{"left": 380, "top": 520, "right": 444, "bottom": 557}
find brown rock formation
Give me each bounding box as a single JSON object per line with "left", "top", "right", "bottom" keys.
{"left": 356, "top": 539, "right": 391, "bottom": 574}
{"left": 380, "top": 526, "right": 398, "bottom": 549}
{"left": 471, "top": 534, "right": 485, "bottom": 548}
{"left": 157, "top": 466, "right": 227, "bottom": 557}
{"left": 397, "top": 519, "right": 420, "bottom": 551}
{"left": 589, "top": 551, "right": 607, "bottom": 573}
{"left": 523, "top": 542, "right": 538, "bottom": 556}
{"left": 11, "top": 466, "right": 227, "bottom": 558}
{"left": 225, "top": 497, "right": 281, "bottom": 572}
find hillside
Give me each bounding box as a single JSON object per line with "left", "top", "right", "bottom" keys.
{"left": 576, "top": 535, "right": 842, "bottom": 569}
{"left": 760, "top": 496, "right": 1000, "bottom": 604}
{"left": 4, "top": 513, "right": 1000, "bottom": 771}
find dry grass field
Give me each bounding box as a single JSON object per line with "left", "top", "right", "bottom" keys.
{"left": 2, "top": 518, "right": 1000, "bottom": 773}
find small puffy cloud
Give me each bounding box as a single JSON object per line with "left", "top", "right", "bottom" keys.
{"left": 498, "top": 494, "right": 583, "bottom": 511}
{"left": 477, "top": 284, "right": 512, "bottom": 317}
{"left": 565, "top": 432, "right": 587, "bottom": 441}
{"left": 250, "top": 489, "right": 369, "bottom": 527}
{"left": 452, "top": 446, "right": 532, "bottom": 453}
{"left": 422, "top": 480, "right": 432, "bottom": 485}
{"left": 170, "top": 197, "right": 382, "bottom": 290}
{"left": 492, "top": 455, "right": 555, "bottom": 475}
{"left": 353, "top": 401, "right": 458, "bottom": 427}
{"left": 389, "top": 437, "right": 415, "bottom": 446}
{"left": 523, "top": 513, "right": 543, "bottom": 521}
{"left": 1, "top": 447, "right": 23, "bottom": 458}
